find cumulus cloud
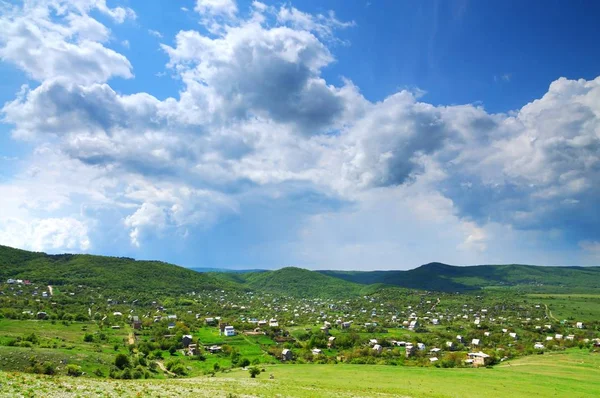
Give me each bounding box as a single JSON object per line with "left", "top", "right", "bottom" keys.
{"left": 0, "top": 0, "right": 133, "bottom": 84}
{"left": 1, "top": 1, "right": 599, "bottom": 264}
{"left": 0, "top": 217, "right": 90, "bottom": 252}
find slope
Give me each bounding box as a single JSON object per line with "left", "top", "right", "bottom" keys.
{"left": 0, "top": 245, "right": 235, "bottom": 296}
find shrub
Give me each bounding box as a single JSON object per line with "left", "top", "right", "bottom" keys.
{"left": 66, "top": 364, "right": 82, "bottom": 377}
{"left": 83, "top": 333, "right": 94, "bottom": 343}
{"left": 239, "top": 358, "right": 251, "bottom": 368}
{"left": 249, "top": 366, "right": 261, "bottom": 378}
{"left": 114, "top": 353, "right": 131, "bottom": 369}
{"left": 43, "top": 362, "right": 57, "bottom": 375}
{"left": 93, "top": 368, "right": 105, "bottom": 378}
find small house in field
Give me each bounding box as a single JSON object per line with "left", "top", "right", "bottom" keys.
{"left": 429, "top": 357, "right": 439, "bottom": 363}
{"left": 205, "top": 317, "right": 216, "bottom": 325}
{"left": 509, "top": 332, "right": 518, "bottom": 340}
{"left": 405, "top": 345, "right": 416, "bottom": 358}
{"left": 208, "top": 345, "right": 222, "bottom": 353}
{"left": 187, "top": 344, "right": 199, "bottom": 356}
{"left": 341, "top": 321, "right": 351, "bottom": 329}
{"left": 408, "top": 320, "right": 419, "bottom": 330}
{"left": 312, "top": 348, "right": 322, "bottom": 356}
{"left": 327, "top": 336, "right": 336, "bottom": 348}
{"left": 132, "top": 316, "right": 142, "bottom": 330}
{"left": 224, "top": 326, "right": 235, "bottom": 337}
{"left": 471, "top": 339, "right": 480, "bottom": 347}
{"left": 576, "top": 322, "right": 584, "bottom": 329}
{"left": 372, "top": 344, "right": 383, "bottom": 353}
{"left": 113, "top": 312, "right": 123, "bottom": 317}
{"left": 467, "top": 352, "right": 491, "bottom": 367}
{"left": 534, "top": 343, "right": 545, "bottom": 350}
{"left": 282, "top": 348, "right": 293, "bottom": 361}
{"left": 36, "top": 311, "right": 47, "bottom": 319}
{"left": 182, "top": 334, "right": 193, "bottom": 347}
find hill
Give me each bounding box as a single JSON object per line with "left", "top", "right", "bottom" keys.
{"left": 0, "top": 245, "right": 235, "bottom": 296}
{"left": 320, "top": 262, "right": 600, "bottom": 293}
{"left": 212, "top": 267, "right": 367, "bottom": 298}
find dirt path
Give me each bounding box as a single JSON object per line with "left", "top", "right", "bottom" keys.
{"left": 156, "top": 361, "right": 176, "bottom": 377}
{"left": 47, "top": 285, "right": 53, "bottom": 296}
{"left": 545, "top": 304, "right": 558, "bottom": 322}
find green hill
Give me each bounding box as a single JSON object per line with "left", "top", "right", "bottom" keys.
{"left": 214, "top": 267, "right": 367, "bottom": 298}
{"left": 0, "top": 245, "right": 234, "bottom": 296}
{"left": 320, "top": 262, "right": 600, "bottom": 293}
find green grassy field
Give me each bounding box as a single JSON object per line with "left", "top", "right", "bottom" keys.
{"left": 527, "top": 294, "right": 600, "bottom": 322}
{"left": 1, "top": 349, "right": 598, "bottom": 397}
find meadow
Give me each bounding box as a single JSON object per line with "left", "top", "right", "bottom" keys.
{"left": 1, "top": 349, "right": 598, "bottom": 397}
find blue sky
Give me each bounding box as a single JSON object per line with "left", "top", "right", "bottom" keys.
{"left": 0, "top": 0, "right": 599, "bottom": 269}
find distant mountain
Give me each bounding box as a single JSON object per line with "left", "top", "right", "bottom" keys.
{"left": 190, "top": 267, "right": 266, "bottom": 274}
{"left": 2, "top": 245, "right": 600, "bottom": 297}
{"left": 320, "top": 262, "right": 600, "bottom": 293}
{"left": 214, "top": 267, "right": 368, "bottom": 298}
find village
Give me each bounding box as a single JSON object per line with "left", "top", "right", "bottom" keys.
{"left": 1, "top": 277, "right": 599, "bottom": 379}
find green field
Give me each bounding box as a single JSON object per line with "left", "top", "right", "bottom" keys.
{"left": 1, "top": 349, "right": 598, "bottom": 397}
{"left": 527, "top": 294, "right": 600, "bottom": 322}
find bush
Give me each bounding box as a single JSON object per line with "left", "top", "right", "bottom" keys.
{"left": 114, "top": 353, "right": 131, "bottom": 369}
{"left": 43, "top": 362, "right": 57, "bottom": 375}
{"left": 66, "top": 364, "right": 82, "bottom": 377}
{"left": 239, "top": 358, "right": 251, "bottom": 368}
{"left": 93, "top": 368, "right": 105, "bottom": 378}
{"left": 83, "top": 333, "right": 94, "bottom": 343}
{"left": 249, "top": 366, "right": 261, "bottom": 378}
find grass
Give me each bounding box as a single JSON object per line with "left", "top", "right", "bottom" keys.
{"left": 1, "top": 349, "right": 598, "bottom": 397}
{"left": 526, "top": 294, "right": 600, "bottom": 322}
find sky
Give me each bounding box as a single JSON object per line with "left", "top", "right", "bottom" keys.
{"left": 0, "top": 0, "right": 599, "bottom": 270}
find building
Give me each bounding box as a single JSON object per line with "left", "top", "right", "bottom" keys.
{"left": 182, "top": 334, "right": 193, "bottom": 347}
{"left": 132, "top": 316, "right": 142, "bottom": 330}
{"left": 372, "top": 344, "right": 383, "bottom": 353}
{"left": 282, "top": 348, "right": 293, "bottom": 361}
{"left": 224, "top": 326, "right": 235, "bottom": 337}
{"left": 467, "top": 352, "right": 491, "bottom": 367}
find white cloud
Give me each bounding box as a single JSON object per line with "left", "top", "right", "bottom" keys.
{"left": 148, "top": 29, "right": 163, "bottom": 38}
{"left": 0, "top": 217, "right": 90, "bottom": 252}
{"left": 0, "top": 0, "right": 133, "bottom": 84}
{"left": 195, "top": 0, "right": 238, "bottom": 19}
{"left": 1, "top": 1, "right": 599, "bottom": 264}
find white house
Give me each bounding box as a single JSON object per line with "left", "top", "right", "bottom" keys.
{"left": 224, "top": 326, "right": 235, "bottom": 337}
{"left": 534, "top": 343, "right": 545, "bottom": 350}
{"left": 576, "top": 322, "right": 584, "bottom": 329}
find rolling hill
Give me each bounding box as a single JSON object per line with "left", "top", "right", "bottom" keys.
{"left": 2, "top": 245, "right": 600, "bottom": 296}
{"left": 0, "top": 245, "right": 235, "bottom": 296}
{"left": 320, "top": 262, "right": 600, "bottom": 293}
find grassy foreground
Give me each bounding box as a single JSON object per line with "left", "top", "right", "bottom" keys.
{"left": 1, "top": 349, "right": 599, "bottom": 397}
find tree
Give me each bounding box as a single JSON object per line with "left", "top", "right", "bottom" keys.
{"left": 114, "top": 353, "right": 131, "bottom": 369}
{"left": 249, "top": 366, "right": 261, "bottom": 378}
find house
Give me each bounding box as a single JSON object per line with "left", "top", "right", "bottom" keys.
{"left": 534, "top": 343, "right": 545, "bottom": 350}
{"left": 187, "top": 344, "right": 199, "bottom": 356}
{"left": 113, "top": 312, "right": 122, "bottom": 317}
{"left": 430, "top": 347, "right": 441, "bottom": 355}
{"left": 467, "top": 352, "right": 491, "bottom": 367}
{"left": 312, "top": 348, "right": 322, "bottom": 356}
{"left": 417, "top": 342, "right": 426, "bottom": 351}
{"left": 484, "top": 331, "right": 491, "bottom": 337}
{"left": 111, "top": 325, "right": 121, "bottom": 329}
{"left": 168, "top": 322, "right": 175, "bottom": 330}
{"left": 566, "top": 335, "right": 575, "bottom": 341}
{"left": 509, "top": 332, "right": 518, "bottom": 340}
{"left": 182, "top": 334, "right": 193, "bottom": 348}
{"left": 282, "top": 349, "right": 293, "bottom": 361}
{"left": 456, "top": 335, "right": 464, "bottom": 343}
{"left": 208, "top": 345, "right": 222, "bottom": 353}
{"left": 471, "top": 339, "right": 480, "bottom": 347}
{"left": 131, "top": 316, "right": 142, "bottom": 330}
{"left": 36, "top": 311, "right": 47, "bottom": 319}
{"left": 372, "top": 344, "right": 383, "bottom": 353}
{"left": 369, "top": 339, "right": 378, "bottom": 346}
{"left": 576, "top": 322, "right": 584, "bottom": 329}
{"left": 327, "top": 336, "right": 336, "bottom": 348}
{"left": 341, "top": 321, "right": 352, "bottom": 329}
{"left": 431, "top": 318, "right": 439, "bottom": 325}
{"left": 224, "top": 326, "right": 235, "bottom": 337}
{"left": 445, "top": 341, "right": 455, "bottom": 350}
{"left": 405, "top": 345, "right": 416, "bottom": 358}
{"left": 269, "top": 318, "right": 279, "bottom": 327}
{"left": 555, "top": 334, "right": 563, "bottom": 340}
{"left": 205, "top": 317, "right": 216, "bottom": 325}
{"left": 429, "top": 357, "right": 439, "bottom": 363}
{"left": 408, "top": 320, "right": 419, "bottom": 330}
